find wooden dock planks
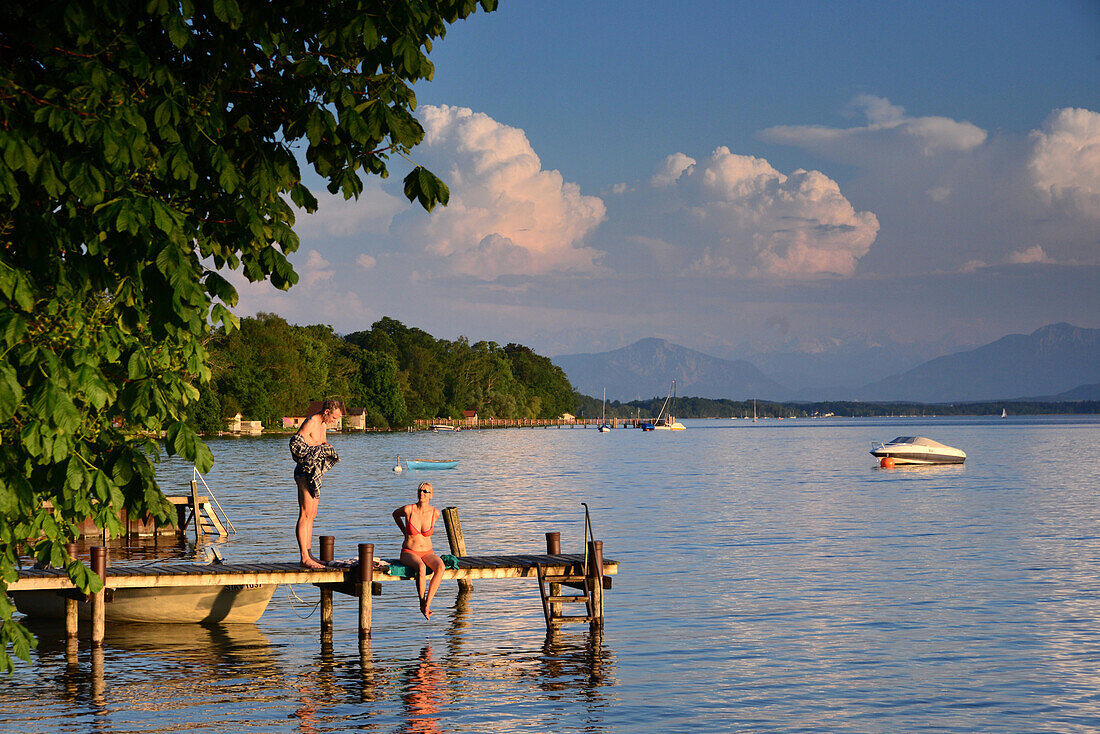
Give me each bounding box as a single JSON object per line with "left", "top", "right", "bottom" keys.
{"left": 9, "top": 554, "right": 618, "bottom": 592}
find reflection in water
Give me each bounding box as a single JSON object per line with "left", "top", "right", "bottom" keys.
{"left": 13, "top": 418, "right": 1091, "bottom": 731}
{"left": 537, "top": 626, "right": 617, "bottom": 730}
{"left": 541, "top": 627, "right": 613, "bottom": 691}
{"left": 359, "top": 637, "right": 378, "bottom": 703}
{"left": 400, "top": 645, "right": 445, "bottom": 734}
{"left": 445, "top": 586, "right": 472, "bottom": 658}
{"left": 873, "top": 462, "right": 967, "bottom": 475}
{"left": 12, "top": 620, "right": 283, "bottom": 731}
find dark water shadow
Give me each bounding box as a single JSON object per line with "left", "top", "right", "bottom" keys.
{"left": 20, "top": 619, "right": 281, "bottom": 730}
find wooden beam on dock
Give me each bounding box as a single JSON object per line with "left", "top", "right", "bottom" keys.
{"left": 11, "top": 554, "right": 618, "bottom": 592}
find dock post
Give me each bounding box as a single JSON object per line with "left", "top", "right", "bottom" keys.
{"left": 442, "top": 507, "right": 472, "bottom": 592}
{"left": 587, "top": 540, "right": 604, "bottom": 627}
{"left": 545, "top": 532, "right": 561, "bottom": 619}
{"left": 319, "top": 536, "right": 334, "bottom": 633}
{"left": 90, "top": 546, "right": 107, "bottom": 646}
{"left": 64, "top": 542, "right": 78, "bottom": 639}
{"left": 358, "top": 543, "right": 374, "bottom": 639}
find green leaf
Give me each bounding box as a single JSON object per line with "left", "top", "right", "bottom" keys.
{"left": 403, "top": 166, "right": 450, "bottom": 212}
{"left": 0, "top": 310, "right": 27, "bottom": 348}
{"left": 212, "top": 0, "right": 242, "bottom": 25}
{"left": 202, "top": 271, "right": 238, "bottom": 306}
{"left": 210, "top": 303, "right": 240, "bottom": 333}
{"left": 166, "top": 421, "right": 213, "bottom": 472}
{"left": 0, "top": 362, "right": 23, "bottom": 422}
{"left": 127, "top": 351, "right": 148, "bottom": 380}
{"left": 164, "top": 13, "right": 189, "bottom": 49}
{"left": 75, "top": 364, "right": 111, "bottom": 409}
{"left": 66, "top": 558, "right": 103, "bottom": 595}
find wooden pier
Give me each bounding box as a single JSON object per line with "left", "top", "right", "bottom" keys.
{"left": 9, "top": 528, "right": 618, "bottom": 646}
{"left": 413, "top": 418, "right": 651, "bottom": 430}
{"left": 42, "top": 482, "right": 229, "bottom": 541}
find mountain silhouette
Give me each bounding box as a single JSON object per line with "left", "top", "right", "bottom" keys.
{"left": 858, "top": 323, "right": 1100, "bottom": 402}
{"left": 553, "top": 338, "right": 788, "bottom": 402}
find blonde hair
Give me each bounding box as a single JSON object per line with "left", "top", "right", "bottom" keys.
{"left": 417, "top": 482, "right": 433, "bottom": 494}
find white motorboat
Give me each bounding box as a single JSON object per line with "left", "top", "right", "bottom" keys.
{"left": 870, "top": 436, "right": 966, "bottom": 465}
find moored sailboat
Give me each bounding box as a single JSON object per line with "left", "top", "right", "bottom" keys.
{"left": 652, "top": 380, "right": 686, "bottom": 430}
{"left": 598, "top": 388, "right": 611, "bottom": 432}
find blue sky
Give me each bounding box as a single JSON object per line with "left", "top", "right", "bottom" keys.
{"left": 231, "top": 0, "right": 1100, "bottom": 362}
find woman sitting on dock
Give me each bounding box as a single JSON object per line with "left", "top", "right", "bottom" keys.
{"left": 393, "top": 482, "right": 446, "bottom": 620}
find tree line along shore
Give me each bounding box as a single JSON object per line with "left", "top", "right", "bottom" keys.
{"left": 188, "top": 314, "right": 575, "bottom": 433}
{"left": 190, "top": 314, "right": 1099, "bottom": 435}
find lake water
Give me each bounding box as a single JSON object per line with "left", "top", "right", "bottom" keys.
{"left": 4, "top": 416, "right": 1100, "bottom": 732}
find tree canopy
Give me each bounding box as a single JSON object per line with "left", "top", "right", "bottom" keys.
{"left": 0, "top": 0, "right": 495, "bottom": 670}
{"left": 198, "top": 314, "right": 575, "bottom": 430}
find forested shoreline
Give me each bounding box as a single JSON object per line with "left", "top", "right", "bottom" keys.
{"left": 188, "top": 314, "right": 575, "bottom": 432}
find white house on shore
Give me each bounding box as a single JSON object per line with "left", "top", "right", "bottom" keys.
{"left": 227, "top": 412, "right": 263, "bottom": 434}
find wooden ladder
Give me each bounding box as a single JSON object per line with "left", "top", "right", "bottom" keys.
{"left": 536, "top": 507, "right": 607, "bottom": 631}
{"left": 536, "top": 565, "right": 594, "bottom": 627}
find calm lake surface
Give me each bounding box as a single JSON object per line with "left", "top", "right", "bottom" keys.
{"left": 4, "top": 416, "right": 1100, "bottom": 732}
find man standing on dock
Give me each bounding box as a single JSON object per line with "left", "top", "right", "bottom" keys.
{"left": 290, "top": 399, "right": 343, "bottom": 568}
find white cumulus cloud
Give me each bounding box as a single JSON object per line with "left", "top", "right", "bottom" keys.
{"left": 1029, "top": 107, "right": 1100, "bottom": 218}
{"left": 301, "top": 249, "right": 334, "bottom": 288}
{"left": 652, "top": 147, "right": 879, "bottom": 277}
{"left": 402, "top": 105, "right": 607, "bottom": 279}
{"left": 1007, "top": 245, "right": 1051, "bottom": 264}
{"left": 761, "top": 95, "right": 987, "bottom": 160}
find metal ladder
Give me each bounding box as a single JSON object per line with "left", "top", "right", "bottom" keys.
{"left": 184, "top": 472, "right": 234, "bottom": 541}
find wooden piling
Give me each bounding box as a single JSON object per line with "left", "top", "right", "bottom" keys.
{"left": 546, "top": 532, "right": 561, "bottom": 619}
{"left": 443, "top": 507, "right": 472, "bottom": 592}
{"left": 588, "top": 540, "right": 604, "bottom": 626}
{"left": 319, "top": 536, "right": 334, "bottom": 632}
{"left": 358, "top": 543, "right": 373, "bottom": 639}
{"left": 90, "top": 546, "right": 106, "bottom": 646}
{"left": 64, "top": 542, "right": 78, "bottom": 638}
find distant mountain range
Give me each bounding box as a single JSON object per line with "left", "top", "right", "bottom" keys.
{"left": 552, "top": 324, "right": 1100, "bottom": 403}
{"left": 857, "top": 323, "right": 1100, "bottom": 402}
{"left": 552, "top": 338, "right": 786, "bottom": 401}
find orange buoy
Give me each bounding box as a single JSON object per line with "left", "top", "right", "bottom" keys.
{"left": 880, "top": 457, "right": 895, "bottom": 469}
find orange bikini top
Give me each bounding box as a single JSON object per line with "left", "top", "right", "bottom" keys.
{"left": 406, "top": 510, "right": 436, "bottom": 537}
